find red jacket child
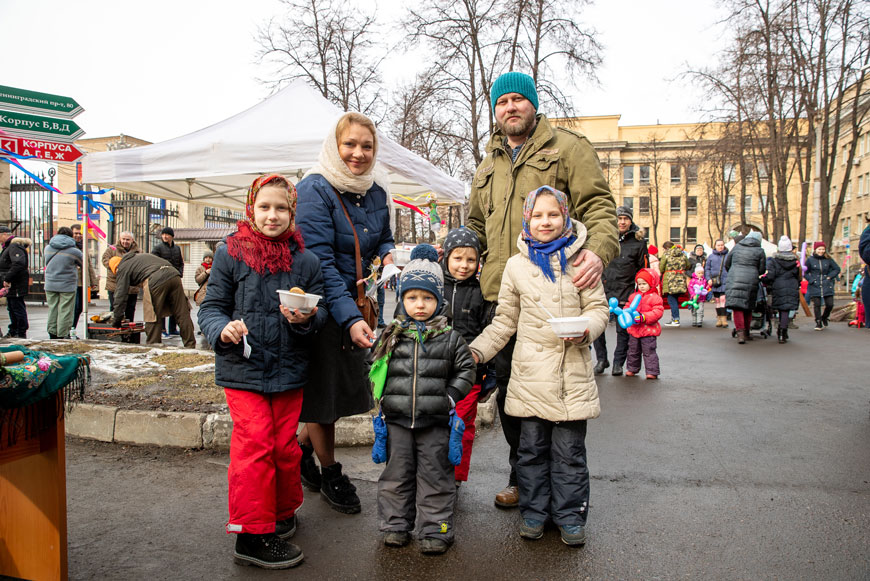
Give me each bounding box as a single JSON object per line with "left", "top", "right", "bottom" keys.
{"left": 627, "top": 268, "right": 664, "bottom": 338}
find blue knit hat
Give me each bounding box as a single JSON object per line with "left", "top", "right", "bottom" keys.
{"left": 490, "top": 72, "right": 539, "bottom": 114}
{"left": 399, "top": 244, "right": 444, "bottom": 311}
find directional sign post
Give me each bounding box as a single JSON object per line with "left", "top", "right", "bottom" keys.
{"left": 0, "top": 110, "right": 84, "bottom": 143}
{"left": 0, "top": 136, "right": 85, "bottom": 163}
{"left": 0, "top": 85, "right": 83, "bottom": 119}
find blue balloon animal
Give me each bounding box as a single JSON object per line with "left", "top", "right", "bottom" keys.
{"left": 608, "top": 294, "right": 642, "bottom": 329}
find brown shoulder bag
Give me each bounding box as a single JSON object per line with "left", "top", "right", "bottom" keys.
{"left": 333, "top": 188, "right": 379, "bottom": 330}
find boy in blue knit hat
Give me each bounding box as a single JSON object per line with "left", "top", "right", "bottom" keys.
{"left": 370, "top": 244, "right": 476, "bottom": 555}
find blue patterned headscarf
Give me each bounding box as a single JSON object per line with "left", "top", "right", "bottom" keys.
{"left": 521, "top": 186, "right": 576, "bottom": 283}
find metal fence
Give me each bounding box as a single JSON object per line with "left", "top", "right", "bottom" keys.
{"left": 108, "top": 192, "right": 178, "bottom": 251}
{"left": 9, "top": 168, "right": 55, "bottom": 300}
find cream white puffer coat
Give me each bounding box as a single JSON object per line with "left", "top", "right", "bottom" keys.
{"left": 469, "top": 220, "right": 609, "bottom": 422}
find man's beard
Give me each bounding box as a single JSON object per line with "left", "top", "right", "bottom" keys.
{"left": 500, "top": 114, "right": 535, "bottom": 138}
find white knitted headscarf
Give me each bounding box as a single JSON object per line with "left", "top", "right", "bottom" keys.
{"left": 306, "top": 113, "right": 382, "bottom": 195}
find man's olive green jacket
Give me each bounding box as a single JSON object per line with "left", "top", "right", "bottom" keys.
{"left": 468, "top": 115, "right": 618, "bottom": 301}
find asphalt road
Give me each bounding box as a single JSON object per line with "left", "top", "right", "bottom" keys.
{"left": 64, "top": 312, "right": 870, "bottom": 580}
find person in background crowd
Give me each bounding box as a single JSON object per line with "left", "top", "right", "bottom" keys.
{"left": 860, "top": 225, "right": 870, "bottom": 330}
{"left": 70, "top": 223, "right": 98, "bottom": 338}
{"left": 624, "top": 268, "right": 663, "bottom": 379}
{"left": 804, "top": 241, "right": 841, "bottom": 331}
{"left": 764, "top": 236, "right": 801, "bottom": 343}
{"left": 724, "top": 231, "right": 766, "bottom": 344}
{"left": 647, "top": 245, "right": 660, "bottom": 275}
{"left": 704, "top": 239, "right": 729, "bottom": 328}
{"left": 109, "top": 252, "right": 195, "bottom": 348}
{"left": 102, "top": 231, "right": 140, "bottom": 328}
{"left": 659, "top": 243, "right": 690, "bottom": 326}
{"left": 593, "top": 205, "right": 647, "bottom": 376}
{"left": 0, "top": 226, "right": 31, "bottom": 338}
{"left": 467, "top": 72, "right": 618, "bottom": 509}
{"left": 152, "top": 226, "right": 184, "bottom": 337}
{"left": 44, "top": 227, "right": 82, "bottom": 339}
{"left": 295, "top": 111, "right": 395, "bottom": 515}
{"left": 687, "top": 243, "right": 707, "bottom": 272}
{"left": 687, "top": 264, "right": 710, "bottom": 327}
{"left": 194, "top": 249, "right": 213, "bottom": 306}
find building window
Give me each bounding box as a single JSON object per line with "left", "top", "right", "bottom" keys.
{"left": 623, "top": 165, "right": 634, "bottom": 186}
{"left": 670, "top": 164, "right": 681, "bottom": 184}
{"left": 842, "top": 145, "right": 848, "bottom": 165}
{"left": 178, "top": 243, "right": 191, "bottom": 263}
{"left": 726, "top": 195, "right": 736, "bottom": 212}
{"left": 639, "top": 165, "right": 650, "bottom": 185}
{"left": 622, "top": 197, "right": 634, "bottom": 212}
{"left": 638, "top": 196, "right": 650, "bottom": 215}
{"left": 758, "top": 195, "right": 767, "bottom": 212}
{"left": 758, "top": 161, "right": 768, "bottom": 180}
{"left": 744, "top": 195, "right": 752, "bottom": 212}
{"left": 687, "top": 196, "right": 697, "bottom": 214}
{"left": 670, "top": 197, "right": 681, "bottom": 213}
{"left": 687, "top": 164, "right": 698, "bottom": 184}
{"left": 685, "top": 227, "right": 697, "bottom": 243}
{"left": 744, "top": 162, "right": 754, "bottom": 182}
{"left": 858, "top": 174, "right": 865, "bottom": 197}
{"left": 843, "top": 217, "right": 851, "bottom": 239}
{"left": 723, "top": 163, "right": 736, "bottom": 182}
{"left": 669, "top": 227, "right": 681, "bottom": 242}
{"left": 846, "top": 181, "right": 852, "bottom": 201}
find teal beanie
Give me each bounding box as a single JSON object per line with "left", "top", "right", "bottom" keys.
{"left": 490, "top": 72, "right": 539, "bottom": 114}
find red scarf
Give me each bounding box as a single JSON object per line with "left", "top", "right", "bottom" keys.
{"left": 226, "top": 174, "right": 305, "bottom": 275}
{"left": 201, "top": 261, "right": 212, "bottom": 269}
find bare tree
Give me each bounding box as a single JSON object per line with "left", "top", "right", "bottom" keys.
{"left": 255, "top": 0, "right": 386, "bottom": 116}
{"left": 639, "top": 134, "right": 666, "bottom": 246}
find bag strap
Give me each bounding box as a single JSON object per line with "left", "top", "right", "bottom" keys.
{"left": 332, "top": 187, "right": 365, "bottom": 303}
{"left": 717, "top": 255, "right": 725, "bottom": 278}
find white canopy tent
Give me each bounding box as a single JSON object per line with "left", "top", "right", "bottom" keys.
{"left": 81, "top": 81, "right": 466, "bottom": 208}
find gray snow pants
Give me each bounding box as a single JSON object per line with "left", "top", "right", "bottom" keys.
{"left": 377, "top": 423, "right": 455, "bottom": 542}
{"left": 517, "top": 417, "right": 589, "bottom": 526}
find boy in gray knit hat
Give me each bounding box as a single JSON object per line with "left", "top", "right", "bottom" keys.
{"left": 371, "top": 244, "right": 476, "bottom": 555}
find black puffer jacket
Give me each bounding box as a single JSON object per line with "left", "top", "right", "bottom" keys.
{"left": 443, "top": 272, "right": 488, "bottom": 344}
{"left": 380, "top": 328, "right": 475, "bottom": 429}
{"left": 602, "top": 223, "right": 648, "bottom": 304}
{"left": 0, "top": 238, "right": 30, "bottom": 298}
{"left": 724, "top": 236, "right": 767, "bottom": 310}
{"left": 151, "top": 240, "right": 184, "bottom": 276}
{"left": 804, "top": 255, "right": 840, "bottom": 299}
{"left": 764, "top": 253, "right": 801, "bottom": 311}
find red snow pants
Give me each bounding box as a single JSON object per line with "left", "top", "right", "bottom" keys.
{"left": 225, "top": 387, "right": 304, "bottom": 534}
{"left": 454, "top": 383, "right": 481, "bottom": 482}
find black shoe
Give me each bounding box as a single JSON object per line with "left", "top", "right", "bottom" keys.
{"left": 233, "top": 533, "right": 303, "bottom": 569}
{"left": 611, "top": 364, "right": 623, "bottom": 376}
{"left": 321, "top": 462, "right": 361, "bottom": 514}
{"left": 814, "top": 320, "right": 823, "bottom": 331}
{"left": 420, "top": 537, "right": 450, "bottom": 555}
{"left": 781, "top": 328, "right": 789, "bottom": 342}
{"left": 777, "top": 328, "right": 785, "bottom": 343}
{"left": 275, "top": 515, "right": 297, "bottom": 539}
{"left": 299, "top": 443, "right": 321, "bottom": 491}
{"left": 821, "top": 317, "right": 829, "bottom": 327}
{"left": 593, "top": 360, "right": 609, "bottom": 375}
{"left": 383, "top": 531, "right": 411, "bottom": 547}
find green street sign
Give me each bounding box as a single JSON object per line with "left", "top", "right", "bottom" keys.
{"left": 0, "top": 110, "right": 84, "bottom": 143}
{"left": 0, "top": 85, "right": 83, "bottom": 118}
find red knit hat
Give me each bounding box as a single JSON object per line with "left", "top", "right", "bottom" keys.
{"left": 648, "top": 245, "right": 658, "bottom": 255}
{"left": 813, "top": 241, "right": 826, "bottom": 251}
{"left": 635, "top": 268, "right": 658, "bottom": 290}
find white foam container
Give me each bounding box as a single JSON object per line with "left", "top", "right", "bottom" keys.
{"left": 276, "top": 290, "right": 321, "bottom": 313}
{"left": 393, "top": 247, "right": 413, "bottom": 267}
{"left": 547, "top": 316, "right": 591, "bottom": 338}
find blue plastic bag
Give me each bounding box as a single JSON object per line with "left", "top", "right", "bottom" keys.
{"left": 448, "top": 411, "right": 465, "bottom": 466}
{"left": 372, "top": 413, "right": 388, "bottom": 464}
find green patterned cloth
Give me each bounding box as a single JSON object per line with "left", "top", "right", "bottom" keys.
{"left": 0, "top": 344, "right": 90, "bottom": 449}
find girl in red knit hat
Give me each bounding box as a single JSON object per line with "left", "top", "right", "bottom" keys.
{"left": 625, "top": 268, "right": 664, "bottom": 379}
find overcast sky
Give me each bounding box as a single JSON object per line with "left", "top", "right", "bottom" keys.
{"left": 2, "top": 0, "right": 729, "bottom": 146}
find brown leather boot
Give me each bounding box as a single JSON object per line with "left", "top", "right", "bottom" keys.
{"left": 494, "top": 485, "right": 519, "bottom": 508}
{"left": 718, "top": 315, "right": 727, "bottom": 327}
{"left": 738, "top": 328, "right": 746, "bottom": 344}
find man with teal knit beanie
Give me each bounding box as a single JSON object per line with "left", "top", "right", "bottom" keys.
{"left": 468, "top": 70, "right": 617, "bottom": 510}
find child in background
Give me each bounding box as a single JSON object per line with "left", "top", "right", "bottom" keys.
{"left": 440, "top": 228, "right": 492, "bottom": 487}
{"left": 688, "top": 263, "right": 710, "bottom": 327}
{"left": 625, "top": 268, "right": 664, "bottom": 378}
{"left": 372, "top": 246, "right": 476, "bottom": 555}
{"left": 469, "top": 186, "right": 609, "bottom": 546}
{"left": 198, "top": 174, "right": 328, "bottom": 569}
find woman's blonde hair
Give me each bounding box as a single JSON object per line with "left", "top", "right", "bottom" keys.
{"left": 334, "top": 112, "right": 377, "bottom": 153}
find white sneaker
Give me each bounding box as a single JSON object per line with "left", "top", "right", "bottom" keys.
{"left": 69, "top": 329, "right": 79, "bottom": 340}
{"left": 665, "top": 320, "right": 681, "bottom": 327}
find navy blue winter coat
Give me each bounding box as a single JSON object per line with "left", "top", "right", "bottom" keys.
{"left": 861, "top": 226, "right": 870, "bottom": 288}
{"left": 704, "top": 249, "right": 729, "bottom": 293}
{"left": 724, "top": 237, "right": 766, "bottom": 310}
{"left": 295, "top": 174, "right": 394, "bottom": 330}
{"left": 764, "top": 253, "right": 801, "bottom": 311}
{"left": 197, "top": 237, "right": 328, "bottom": 394}
{"left": 804, "top": 255, "right": 840, "bottom": 299}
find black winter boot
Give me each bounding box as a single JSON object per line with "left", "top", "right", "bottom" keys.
{"left": 298, "top": 442, "right": 321, "bottom": 491}
{"left": 233, "top": 533, "right": 303, "bottom": 569}
{"left": 781, "top": 328, "right": 789, "bottom": 342}
{"left": 777, "top": 328, "right": 785, "bottom": 343}
{"left": 321, "top": 462, "right": 361, "bottom": 514}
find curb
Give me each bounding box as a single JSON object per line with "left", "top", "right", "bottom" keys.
{"left": 66, "top": 397, "right": 497, "bottom": 450}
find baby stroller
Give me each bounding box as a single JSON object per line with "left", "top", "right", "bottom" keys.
{"left": 732, "top": 282, "right": 773, "bottom": 339}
